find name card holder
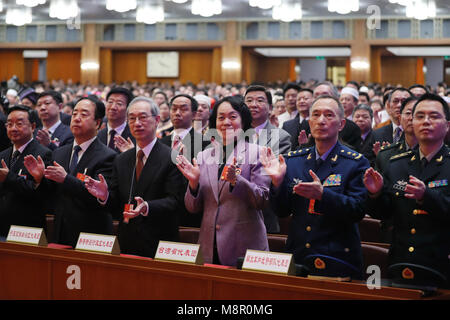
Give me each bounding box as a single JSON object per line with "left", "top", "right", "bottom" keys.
{"left": 6, "top": 225, "right": 47, "bottom": 246}
{"left": 154, "top": 241, "right": 203, "bottom": 265}
{"left": 75, "top": 232, "right": 120, "bottom": 255}
{"left": 242, "top": 249, "right": 295, "bottom": 275}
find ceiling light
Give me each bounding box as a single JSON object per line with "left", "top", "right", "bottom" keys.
{"left": 249, "top": 0, "right": 281, "bottom": 10}
{"left": 137, "top": 3, "right": 164, "bottom": 24}
{"left": 191, "top": 0, "right": 222, "bottom": 18}
{"left": 6, "top": 7, "right": 32, "bottom": 26}
{"left": 16, "top": 0, "right": 46, "bottom": 7}
{"left": 49, "top": 0, "right": 79, "bottom": 20}
{"left": 272, "top": 0, "right": 302, "bottom": 22}
{"left": 328, "top": 0, "right": 359, "bottom": 15}
{"left": 106, "top": 0, "right": 137, "bottom": 13}
{"left": 81, "top": 62, "right": 99, "bottom": 70}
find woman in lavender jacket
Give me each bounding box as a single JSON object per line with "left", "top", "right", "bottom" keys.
{"left": 176, "top": 96, "right": 270, "bottom": 266}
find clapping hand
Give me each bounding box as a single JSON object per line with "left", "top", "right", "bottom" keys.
{"left": 114, "top": 136, "right": 134, "bottom": 153}
{"left": 176, "top": 154, "right": 200, "bottom": 191}
{"left": 23, "top": 155, "right": 45, "bottom": 184}
{"left": 260, "top": 146, "right": 286, "bottom": 187}
{"left": 363, "top": 167, "right": 384, "bottom": 195}
{"left": 84, "top": 174, "right": 108, "bottom": 202}
{"left": 292, "top": 170, "right": 323, "bottom": 200}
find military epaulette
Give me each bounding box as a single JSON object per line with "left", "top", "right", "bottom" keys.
{"left": 389, "top": 150, "right": 412, "bottom": 161}
{"left": 287, "top": 148, "right": 310, "bottom": 157}
{"left": 379, "top": 142, "right": 400, "bottom": 153}
{"left": 339, "top": 148, "right": 363, "bottom": 160}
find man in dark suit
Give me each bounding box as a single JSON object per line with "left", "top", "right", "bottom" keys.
{"left": 352, "top": 104, "right": 376, "bottom": 167}
{"left": 84, "top": 97, "right": 184, "bottom": 258}
{"left": 0, "top": 105, "right": 52, "bottom": 237}
{"left": 160, "top": 94, "right": 208, "bottom": 228}
{"left": 244, "top": 85, "right": 291, "bottom": 234}
{"left": 282, "top": 88, "right": 313, "bottom": 151}
{"left": 25, "top": 96, "right": 117, "bottom": 247}
{"left": 364, "top": 94, "right": 450, "bottom": 288}
{"left": 372, "top": 88, "right": 412, "bottom": 145}
{"left": 35, "top": 91, "right": 74, "bottom": 151}
{"left": 97, "top": 87, "right": 135, "bottom": 153}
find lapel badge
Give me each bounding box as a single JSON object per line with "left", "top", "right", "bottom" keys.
{"left": 307, "top": 153, "right": 312, "bottom": 160}
{"left": 436, "top": 155, "right": 443, "bottom": 163}
{"left": 331, "top": 154, "right": 338, "bottom": 162}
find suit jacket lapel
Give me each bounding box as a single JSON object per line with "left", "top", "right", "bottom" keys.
{"left": 205, "top": 147, "right": 219, "bottom": 202}
{"left": 75, "top": 139, "right": 100, "bottom": 175}
{"left": 135, "top": 141, "right": 160, "bottom": 195}
{"left": 419, "top": 146, "right": 446, "bottom": 182}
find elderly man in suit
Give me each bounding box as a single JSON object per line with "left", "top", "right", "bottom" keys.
{"left": 0, "top": 105, "right": 52, "bottom": 237}
{"left": 35, "top": 91, "right": 74, "bottom": 151}
{"left": 84, "top": 97, "right": 184, "bottom": 258}
{"left": 244, "top": 85, "right": 291, "bottom": 234}
{"left": 25, "top": 96, "right": 117, "bottom": 247}
{"left": 97, "top": 87, "right": 135, "bottom": 153}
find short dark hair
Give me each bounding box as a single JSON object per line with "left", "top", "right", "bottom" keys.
{"left": 388, "top": 87, "right": 412, "bottom": 103}
{"left": 298, "top": 88, "right": 313, "bottom": 96}
{"left": 106, "top": 87, "right": 134, "bottom": 106}
{"left": 408, "top": 84, "right": 428, "bottom": 94}
{"left": 75, "top": 95, "right": 105, "bottom": 121}
{"left": 209, "top": 95, "right": 252, "bottom": 131}
{"left": 412, "top": 93, "right": 450, "bottom": 121}
{"left": 346, "top": 80, "right": 360, "bottom": 90}
{"left": 359, "top": 92, "right": 370, "bottom": 102}
{"left": 400, "top": 96, "right": 418, "bottom": 114}
{"left": 7, "top": 104, "right": 35, "bottom": 124}
{"left": 37, "top": 90, "right": 63, "bottom": 105}
{"left": 170, "top": 93, "right": 198, "bottom": 112}
{"left": 283, "top": 82, "right": 301, "bottom": 96}
{"left": 244, "top": 85, "right": 272, "bottom": 106}
{"left": 353, "top": 104, "right": 373, "bottom": 120}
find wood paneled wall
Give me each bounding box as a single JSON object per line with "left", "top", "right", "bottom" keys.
{"left": 242, "top": 49, "right": 291, "bottom": 84}
{"left": 380, "top": 56, "right": 417, "bottom": 87}
{"left": 109, "top": 50, "right": 216, "bottom": 84}
{"left": 0, "top": 50, "right": 25, "bottom": 82}
{"left": 46, "top": 49, "right": 81, "bottom": 83}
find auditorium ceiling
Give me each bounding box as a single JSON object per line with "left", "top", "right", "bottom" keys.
{"left": 0, "top": 0, "right": 449, "bottom": 24}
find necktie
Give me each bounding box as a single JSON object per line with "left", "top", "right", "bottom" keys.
{"left": 136, "top": 150, "right": 145, "bottom": 181}
{"left": 10, "top": 150, "right": 21, "bottom": 169}
{"left": 393, "top": 127, "right": 402, "bottom": 143}
{"left": 421, "top": 157, "right": 428, "bottom": 169}
{"left": 108, "top": 129, "right": 116, "bottom": 150}
{"left": 315, "top": 158, "right": 324, "bottom": 171}
{"left": 69, "top": 145, "right": 82, "bottom": 175}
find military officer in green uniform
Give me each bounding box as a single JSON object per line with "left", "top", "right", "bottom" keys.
{"left": 364, "top": 93, "right": 450, "bottom": 288}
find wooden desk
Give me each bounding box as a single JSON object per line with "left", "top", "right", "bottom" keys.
{"left": 1, "top": 241, "right": 449, "bottom": 300}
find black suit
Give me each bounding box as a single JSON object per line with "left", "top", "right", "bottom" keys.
{"left": 340, "top": 119, "right": 362, "bottom": 152}
{"left": 34, "top": 122, "right": 74, "bottom": 151}
{"left": 282, "top": 115, "right": 310, "bottom": 151}
{"left": 0, "top": 140, "right": 52, "bottom": 236}
{"left": 51, "top": 138, "right": 116, "bottom": 247}
{"left": 97, "top": 124, "right": 136, "bottom": 153}
{"left": 60, "top": 112, "right": 71, "bottom": 126}
{"left": 0, "top": 113, "right": 11, "bottom": 152}
{"left": 372, "top": 122, "right": 394, "bottom": 145}
{"left": 106, "top": 140, "right": 184, "bottom": 258}
{"left": 160, "top": 128, "right": 209, "bottom": 227}
{"left": 359, "top": 130, "right": 376, "bottom": 168}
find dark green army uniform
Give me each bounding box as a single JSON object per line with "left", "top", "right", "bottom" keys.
{"left": 366, "top": 145, "right": 450, "bottom": 287}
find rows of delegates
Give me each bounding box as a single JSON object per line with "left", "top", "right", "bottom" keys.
{"left": 0, "top": 78, "right": 449, "bottom": 288}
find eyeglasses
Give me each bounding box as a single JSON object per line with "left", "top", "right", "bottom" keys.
{"left": 128, "top": 114, "right": 153, "bottom": 124}
{"left": 6, "top": 120, "right": 29, "bottom": 129}
{"left": 245, "top": 98, "right": 268, "bottom": 105}
{"left": 413, "top": 113, "right": 445, "bottom": 122}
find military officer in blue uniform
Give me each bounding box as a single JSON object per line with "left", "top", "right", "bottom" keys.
{"left": 262, "top": 95, "right": 370, "bottom": 279}
{"left": 364, "top": 93, "right": 450, "bottom": 288}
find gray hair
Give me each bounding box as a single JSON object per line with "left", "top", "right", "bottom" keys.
{"left": 311, "top": 95, "right": 345, "bottom": 119}
{"left": 128, "top": 96, "right": 159, "bottom": 117}
{"left": 313, "top": 81, "right": 339, "bottom": 98}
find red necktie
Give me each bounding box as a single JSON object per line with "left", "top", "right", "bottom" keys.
{"left": 136, "top": 150, "right": 145, "bottom": 181}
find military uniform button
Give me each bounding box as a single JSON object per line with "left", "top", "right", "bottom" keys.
{"left": 410, "top": 228, "right": 416, "bottom": 234}
{"left": 306, "top": 226, "right": 311, "bottom": 232}
{"left": 215, "top": 224, "right": 220, "bottom": 230}
{"left": 344, "top": 248, "right": 350, "bottom": 252}
{"left": 305, "top": 243, "right": 311, "bottom": 248}
{"left": 413, "top": 209, "right": 418, "bottom": 215}
{"left": 395, "top": 192, "right": 399, "bottom": 197}
{"left": 409, "top": 246, "right": 414, "bottom": 252}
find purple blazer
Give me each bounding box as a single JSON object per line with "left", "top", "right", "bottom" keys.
{"left": 184, "top": 140, "right": 270, "bottom": 266}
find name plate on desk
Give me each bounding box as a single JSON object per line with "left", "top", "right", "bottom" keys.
{"left": 75, "top": 233, "right": 120, "bottom": 255}
{"left": 7, "top": 225, "right": 47, "bottom": 246}
{"left": 155, "top": 241, "right": 203, "bottom": 265}
{"left": 242, "top": 250, "right": 295, "bottom": 275}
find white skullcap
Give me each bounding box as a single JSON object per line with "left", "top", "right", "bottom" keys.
{"left": 6, "top": 89, "right": 17, "bottom": 97}
{"left": 359, "top": 86, "right": 369, "bottom": 93}
{"left": 194, "top": 94, "right": 211, "bottom": 108}
{"left": 341, "top": 86, "right": 359, "bottom": 100}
